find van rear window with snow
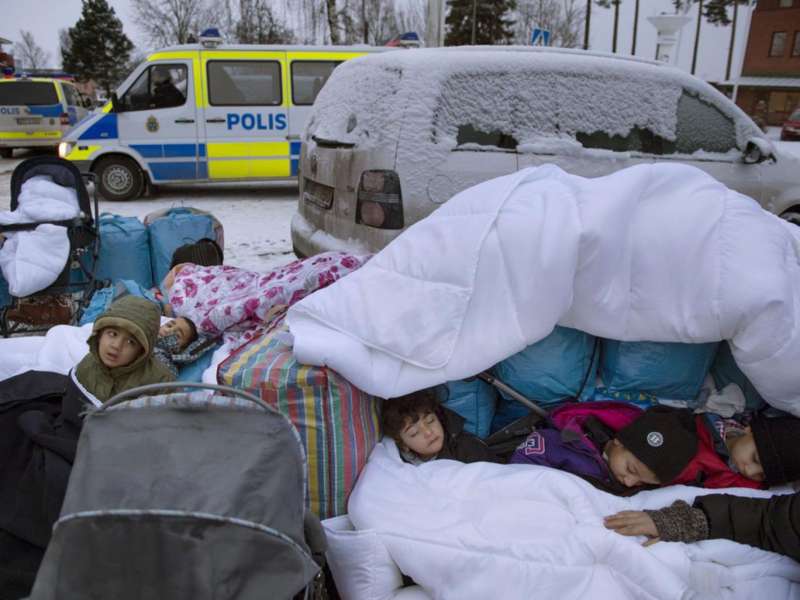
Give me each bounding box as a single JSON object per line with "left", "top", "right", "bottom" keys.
{"left": 0, "top": 82, "right": 58, "bottom": 106}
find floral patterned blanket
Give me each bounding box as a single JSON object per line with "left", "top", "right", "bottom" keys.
{"left": 168, "top": 251, "right": 369, "bottom": 348}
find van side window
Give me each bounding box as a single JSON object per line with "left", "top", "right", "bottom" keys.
{"left": 291, "top": 61, "right": 341, "bottom": 106}
{"left": 575, "top": 127, "right": 675, "bottom": 155}
{"left": 208, "top": 60, "right": 281, "bottom": 106}
{"left": 675, "top": 91, "right": 737, "bottom": 154}
{"left": 62, "top": 84, "right": 79, "bottom": 107}
{"left": 119, "top": 64, "right": 187, "bottom": 111}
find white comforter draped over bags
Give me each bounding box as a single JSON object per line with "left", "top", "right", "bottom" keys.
{"left": 0, "top": 175, "right": 79, "bottom": 297}
{"left": 288, "top": 163, "right": 800, "bottom": 414}
{"left": 349, "top": 440, "right": 800, "bottom": 600}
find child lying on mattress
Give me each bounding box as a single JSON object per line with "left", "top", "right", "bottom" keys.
{"left": 604, "top": 416, "right": 800, "bottom": 561}
{"left": 381, "top": 388, "right": 502, "bottom": 465}
{"left": 153, "top": 316, "right": 217, "bottom": 377}
{"left": 510, "top": 402, "right": 787, "bottom": 493}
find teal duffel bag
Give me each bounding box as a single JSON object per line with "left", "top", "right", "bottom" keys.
{"left": 145, "top": 207, "right": 222, "bottom": 286}
{"left": 95, "top": 213, "right": 153, "bottom": 288}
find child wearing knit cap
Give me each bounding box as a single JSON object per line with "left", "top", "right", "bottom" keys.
{"left": 604, "top": 416, "right": 800, "bottom": 561}
{"left": 511, "top": 403, "right": 766, "bottom": 492}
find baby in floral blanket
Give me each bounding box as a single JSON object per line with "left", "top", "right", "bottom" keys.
{"left": 165, "top": 251, "right": 369, "bottom": 341}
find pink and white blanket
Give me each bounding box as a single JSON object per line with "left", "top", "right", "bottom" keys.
{"left": 168, "top": 251, "right": 369, "bottom": 351}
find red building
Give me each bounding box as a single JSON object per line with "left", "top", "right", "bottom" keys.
{"left": 733, "top": 0, "right": 800, "bottom": 125}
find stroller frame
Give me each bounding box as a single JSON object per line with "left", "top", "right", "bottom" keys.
{"left": 0, "top": 156, "right": 100, "bottom": 337}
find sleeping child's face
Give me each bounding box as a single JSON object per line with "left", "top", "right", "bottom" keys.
{"left": 98, "top": 326, "right": 143, "bottom": 368}
{"left": 399, "top": 410, "right": 445, "bottom": 459}
{"left": 159, "top": 317, "right": 194, "bottom": 351}
{"left": 727, "top": 428, "right": 765, "bottom": 482}
{"left": 605, "top": 439, "right": 661, "bottom": 488}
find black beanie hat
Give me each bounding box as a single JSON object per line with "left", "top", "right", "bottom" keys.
{"left": 616, "top": 406, "right": 698, "bottom": 484}
{"left": 169, "top": 238, "right": 224, "bottom": 269}
{"left": 750, "top": 416, "right": 800, "bottom": 486}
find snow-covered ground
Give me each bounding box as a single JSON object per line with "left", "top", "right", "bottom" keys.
{"left": 0, "top": 149, "right": 300, "bottom": 274}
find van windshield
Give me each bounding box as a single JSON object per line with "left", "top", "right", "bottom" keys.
{"left": 0, "top": 82, "right": 59, "bottom": 106}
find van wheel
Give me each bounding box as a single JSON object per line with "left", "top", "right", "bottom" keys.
{"left": 94, "top": 156, "right": 144, "bottom": 201}
{"left": 0, "top": 148, "right": 12, "bottom": 159}
{"left": 780, "top": 211, "right": 800, "bottom": 227}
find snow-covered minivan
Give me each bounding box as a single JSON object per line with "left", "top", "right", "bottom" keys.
{"left": 292, "top": 47, "right": 800, "bottom": 257}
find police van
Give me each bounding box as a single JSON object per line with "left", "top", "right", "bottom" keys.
{"left": 0, "top": 77, "right": 92, "bottom": 159}
{"left": 59, "top": 32, "right": 394, "bottom": 200}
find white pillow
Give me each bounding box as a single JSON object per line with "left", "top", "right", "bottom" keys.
{"left": 322, "top": 515, "right": 403, "bottom": 600}
{"left": 394, "top": 585, "right": 433, "bottom": 599}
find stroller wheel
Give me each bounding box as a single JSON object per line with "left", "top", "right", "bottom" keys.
{"left": 95, "top": 155, "right": 144, "bottom": 201}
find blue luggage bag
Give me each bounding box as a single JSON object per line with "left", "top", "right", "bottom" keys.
{"left": 95, "top": 214, "right": 153, "bottom": 288}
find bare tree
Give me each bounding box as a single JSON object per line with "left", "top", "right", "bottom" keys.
{"left": 15, "top": 30, "right": 51, "bottom": 70}
{"left": 131, "top": 0, "right": 219, "bottom": 47}
{"left": 236, "top": 0, "right": 295, "bottom": 43}
{"left": 514, "top": 0, "right": 585, "bottom": 48}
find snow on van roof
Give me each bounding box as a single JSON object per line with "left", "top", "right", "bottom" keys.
{"left": 307, "top": 46, "right": 763, "bottom": 154}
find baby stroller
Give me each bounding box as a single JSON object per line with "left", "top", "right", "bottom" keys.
{"left": 0, "top": 156, "right": 99, "bottom": 336}
{"left": 29, "top": 383, "right": 327, "bottom": 600}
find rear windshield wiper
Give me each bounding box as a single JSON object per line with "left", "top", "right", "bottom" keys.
{"left": 311, "top": 134, "right": 355, "bottom": 149}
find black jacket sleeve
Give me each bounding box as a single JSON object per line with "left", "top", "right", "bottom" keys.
{"left": 694, "top": 490, "right": 800, "bottom": 562}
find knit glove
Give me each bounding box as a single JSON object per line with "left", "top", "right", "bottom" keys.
{"left": 645, "top": 500, "right": 710, "bottom": 543}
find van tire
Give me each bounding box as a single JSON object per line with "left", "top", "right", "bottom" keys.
{"left": 94, "top": 156, "right": 144, "bottom": 201}
{"left": 0, "top": 148, "right": 12, "bottom": 159}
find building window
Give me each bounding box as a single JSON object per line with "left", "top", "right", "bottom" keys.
{"left": 770, "top": 32, "right": 787, "bottom": 57}
{"left": 780, "top": 0, "right": 793, "bottom": 7}
{"left": 794, "top": 32, "right": 800, "bottom": 57}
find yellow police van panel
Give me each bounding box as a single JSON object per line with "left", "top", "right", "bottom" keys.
{"left": 0, "top": 78, "right": 91, "bottom": 159}
{"left": 59, "top": 41, "right": 393, "bottom": 200}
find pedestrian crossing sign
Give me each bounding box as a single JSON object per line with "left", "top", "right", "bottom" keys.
{"left": 531, "top": 28, "right": 551, "bottom": 46}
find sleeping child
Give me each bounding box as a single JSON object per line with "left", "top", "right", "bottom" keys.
{"left": 510, "top": 402, "right": 784, "bottom": 493}
{"left": 381, "top": 388, "right": 502, "bottom": 465}
{"left": 153, "top": 316, "right": 217, "bottom": 377}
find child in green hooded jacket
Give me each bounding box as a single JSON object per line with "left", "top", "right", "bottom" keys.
{"left": 0, "top": 295, "right": 175, "bottom": 598}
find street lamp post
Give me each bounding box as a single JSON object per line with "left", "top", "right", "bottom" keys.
{"left": 471, "top": 0, "right": 478, "bottom": 45}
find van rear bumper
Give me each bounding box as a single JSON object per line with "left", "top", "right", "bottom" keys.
{"left": 291, "top": 212, "right": 372, "bottom": 257}
{"left": 0, "top": 137, "right": 60, "bottom": 149}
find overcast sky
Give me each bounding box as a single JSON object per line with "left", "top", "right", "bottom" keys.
{"left": 2, "top": 0, "right": 753, "bottom": 83}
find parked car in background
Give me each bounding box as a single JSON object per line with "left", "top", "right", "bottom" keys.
{"left": 781, "top": 109, "right": 800, "bottom": 141}
{"left": 292, "top": 47, "right": 800, "bottom": 257}
{"left": 0, "top": 77, "right": 92, "bottom": 158}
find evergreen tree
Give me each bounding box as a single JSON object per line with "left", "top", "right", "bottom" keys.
{"left": 445, "top": 0, "right": 517, "bottom": 46}
{"left": 62, "top": 0, "right": 134, "bottom": 96}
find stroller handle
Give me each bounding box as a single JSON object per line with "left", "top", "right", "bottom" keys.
{"left": 101, "top": 382, "right": 271, "bottom": 412}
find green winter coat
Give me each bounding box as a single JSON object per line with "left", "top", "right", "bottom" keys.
{"left": 74, "top": 296, "right": 175, "bottom": 401}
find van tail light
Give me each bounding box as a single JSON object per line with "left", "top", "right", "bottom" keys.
{"left": 356, "top": 170, "right": 404, "bottom": 229}
{"left": 59, "top": 112, "right": 70, "bottom": 125}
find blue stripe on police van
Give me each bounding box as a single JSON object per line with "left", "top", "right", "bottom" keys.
{"left": 149, "top": 162, "right": 197, "bottom": 181}
{"left": 197, "top": 161, "right": 208, "bottom": 179}
{"left": 164, "top": 144, "right": 197, "bottom": 158}
{"left": 79, "top": 113, "right": 118, "bottom": 141}
{"left": 291, "top": 158, "right": 299, "bottom": 176}
{"left": 27, "top": 104, "right": 62, "bottom": 118}
{"left": 290, "top": 141, "right": 302, "bottom": 157}
{"left": 198, "top": 144, "right": 206, "bottom": 158}
{"left": 131, "top": 144, "right": 162, "bottom": 158}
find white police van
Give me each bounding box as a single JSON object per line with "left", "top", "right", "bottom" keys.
{"left": 59, "top": 30, "right": 393, "bottom": 200}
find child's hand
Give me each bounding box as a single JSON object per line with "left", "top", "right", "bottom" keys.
{"left": 603, "top": 510, "right": 658, "bottom": 539}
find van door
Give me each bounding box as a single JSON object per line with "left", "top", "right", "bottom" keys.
{"left": 199, "top": 51, "right": 289, "bottom": 180}
{"left": 286, "top": 54, "right": 348, "bottom": 176}
{"left": 59, "top": 82, "right": 87, "bottom": 127}
{"left": 115, "top": 56, "right": 201, "bottom": 182}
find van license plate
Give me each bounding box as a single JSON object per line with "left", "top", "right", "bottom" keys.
{"left": 304, "top": 187, "right": 333, "bottom": 209}
{"left": 16, "top": 117, "right": 40, "bottom": 125}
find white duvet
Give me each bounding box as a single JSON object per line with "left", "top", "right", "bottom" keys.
{"left": 0, "top": 175, "right": 79, "bottom": 297}
{"left": 288, "top": 163, "right": 800, "bottom": 414}
{"left": 349, "top": 439, "right": 800, "bottom": 600}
